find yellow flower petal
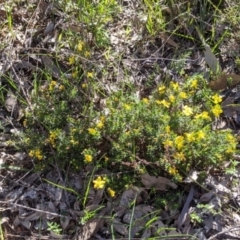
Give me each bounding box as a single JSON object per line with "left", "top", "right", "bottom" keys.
{"left": 107, "top": 188, "right": 115, "bottom": 197}
{"left": 87, "top": 72, "right": 93, "bottom": 78}
{"left": 174, "top": 152, "right": 185, "bottom": 161}
{"left": 142, "top": 98, "right": 149, "bottom": 104}
{"left": 77, "top": 41, "right": 84, "bottom": 52}
{"left": 96, "top": 121, "right": 104, "bottom": 129}
{"left": 196, "top": 130, "right": 205, "bottom": 140}
{"left": 170, "top": 82, "right": 179, "bottom": 91}
{"left": 168, "top": 95, "right": 175, "bottom": 103}
{"left": 68, "top": 56, "right": 75, "bottom": 65}
{"left": 211, "top": 105, "right": 223, "bottom": 117}
{"left": 175, "top": 136, "right": 184, "bottom": 150}
{"left": 163, "top": 139, "right": 173, "bottom": 148}
{"left": 84, "top": 154, "right": 93, "bottom": 162}
{"left": 185, "top": 132, "right": 195, "bottom": 142}
{"left": 182, "top": 105, "right": 193, "bottom": 116}
{"left": 123, "top": 104, "right": 131, "bottom": 110}
{"left": 212, "top": 94, "right": 222, "bottom": 104}
{"left": 194, "top": 111, "right": 211, "bottom": 120}
{"left": 168, "top": 166, "right": 178, "bottom": 175}
{"left": 179, "top": 92, "right": 188, "bottom": 99}
{"left": 165, "top": 126, "right": 171, "bottom": 133}
{"left": 190, "top": 79, "right": 198, "bottom": 89}
{"left": 93, "top": 176, "right": 106, "bottom": 189}
{"left": 88, "top": 128, "right": 97, "bottom": 135}
{"left": 158, "top": 86, "right": 166, "bottom": 94}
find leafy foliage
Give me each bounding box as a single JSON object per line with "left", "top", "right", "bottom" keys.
{"left": 19, "top": 74, "right": 237, "bottom": 182}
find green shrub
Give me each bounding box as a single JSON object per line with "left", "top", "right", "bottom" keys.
{"left": 19, "top": 73, "right": 237, "bottom": 183}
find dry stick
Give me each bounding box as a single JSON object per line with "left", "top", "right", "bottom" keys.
{"left": 208, "top": 226, "right": 240, "bottom": 240}
{"left": 0, "top": 201, "right": 69, "bottom": 219}
{"left": 130, "top": 56, "right": 202, "bottom": 62}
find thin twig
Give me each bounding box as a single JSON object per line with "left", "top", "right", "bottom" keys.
{"left": 0, "top": 201, "right": 70, "bottom": 219}
{"left": 208, "top": 226, "right": 240, "bottom": 240}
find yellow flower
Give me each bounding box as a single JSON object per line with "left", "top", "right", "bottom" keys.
{"left": 84, "top": 154, "right": 93, "bottom": 163}
{"left": 29, "top": 150, "right": 34, "bottom": 157}
{"left": 163, "top": 139, "right": 173, "bottom": 148}
{"left": 29, "top": 149, "right": 43, "bottom": 160}
{"left": 104, "top": 156, "right": 109, "bottom": 162}
{"left": 58, "top": 85, "right": 65, "bottom": 91}
{"left": 226, "top": 147, "right": 235, "bottom": 154}
{"left": 175, "top": 136, "right": 184, "bottom": 150}
{"left": 49, "top": 131, "right": 57, "bottom": 139}
{"left": 70, "top": 128, "right": 77, "bottom": 133}
{"left": 161, "top": 100, "right": 170, "bottom": 108}
{"left": 170, "top": 82, "right": 179, "bottom": 91}
{"left": 123, "top": 104, "right": 131, "bottom": 110}
{"left": 49, "top": 81, "right": 57, "bottom": 91}
{"left": 226, "top": 134, "right": 237, "bottom": 152}
{"left": 107, "top": 188, "right": 115, "bottom": 197}
{"left": 96, "top": 120, "right": 104, "bottom": 129}
{"left": 158, "top": 86, "right": 166, "bottom": 94}
{"left": 82, "top": 83, "right": 87, "bottom": 88}
{"left": 142, "top": 98, "right": 149, "bottom": 104}
{"left": 68, "top": 56, "right": 75, "bottom": 65}
{"left": 226, "top": 134, "right": 236, "bottom": 144}
{"left": 72, "top": 70, "right": 77, "bottom": 78}
{"left": 212, "top": 94, "right": 222, "bottom": 104}
{"left": 84, "top": 51, "right": 91, "bottom": 57}
{"left": 201, "top": 111, "right": 211, "bottom": 120}
{"left": 35, "top": 149, "right": 43, "bottom": 160}
{"left": 70, "top": 139, "right": 79, "bottom": 145}
{"left": 87, "top": 72, "right": 93, "bottom": 78}
{"left": 165, "top": 126, "right": 171, "bottom": 133}
{"left": 174, "top": 152, "right": 185, "bottom": 161}
{"left": 185, "top": 132, "right": 195, "bottom": 142}
{"left": 196, "top": 130, "right": 205, "bottom": 140}
{"left": 190, "top": 79, "right": 198, "bottom": 89}
{"left": 182, "top": 105, "right": 193, "bottom": 116}
{"left": 156, "top": 100, "right": 170, "bottom": 108}
{"left": 49, "top": 130, "right": 58, "bottom": 147}
{"left": 179, "top": 92, "right": 188, "bottom": 99}
{"left": 93, "top": 176, "right": 106, "bottom": 189}
{"left": 211, "top": 105, "right": 223, "bottom": 117}
{"left": 77, "top": 41, "right": 84, "bottom": 52}
{"left": 168, "top": 166, "right": 177, "bottom": 175}
{"left": 194, "top": 111, "right": 211, "bottom": 120}
{"left": 125, "top": 131, "right": 130, "bottom": 135}
{"left": 168, "top": 94, "right": 175, "bottom": 103}
{"left": 88, "top": 128, "right": 97, "bottom": 135}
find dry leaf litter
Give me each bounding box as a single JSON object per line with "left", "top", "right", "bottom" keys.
{"left": 1, "top": 0, "right": 240, "bottom": 239}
